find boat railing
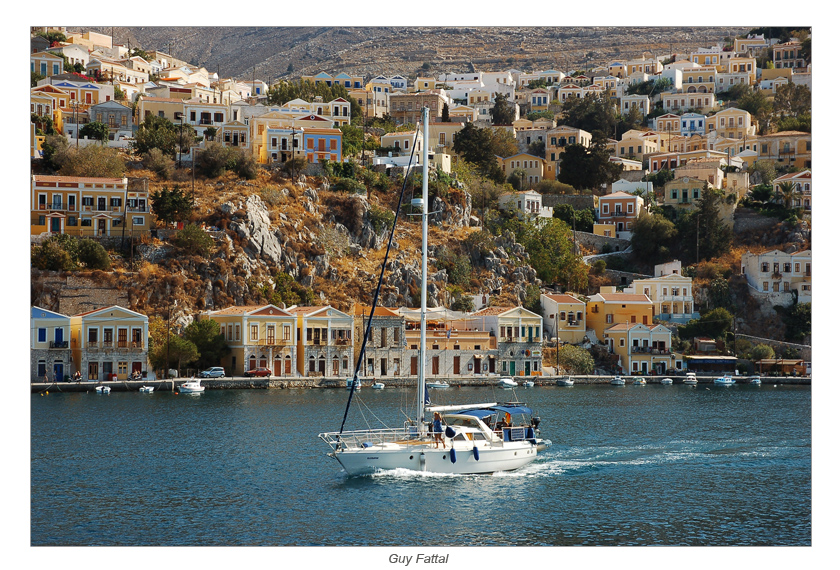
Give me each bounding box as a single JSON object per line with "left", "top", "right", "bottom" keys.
{"left": 319, "top": 427, "right": 425, "bottom": 449}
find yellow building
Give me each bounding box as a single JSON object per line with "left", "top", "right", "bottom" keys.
{"left": 70, "top": 305, "right": 149, "bottom": 381}
{"left": 603, "top": 323, "right": 676, "bottom": 375}
{"left": 586, "top": 286, "right": 654, "bottom": 342}
{"left": 31, "top": 175, "right": 152, "bottom": 238}
{"left": 663, "top": 176, "right": 708, "bottom": 209}
{"left": 757, "top": 131, "right": 811, "bottom": 170}
{"left": 288, "top": 306, "right": 354, "bottom": 377}
{"left": 499, "top": 153, "right": 546, "bottom": 188}
{"left": 709, "top": 108, "right": 754, "bottom": 140}
{"left": 204, "top": 304, "right": 298, "bottom": 377}
{"left": 540, "top": 294, "right": 587, "bottom": 344}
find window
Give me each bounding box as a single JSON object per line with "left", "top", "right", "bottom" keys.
{"left": 606, "top": 314, "right": 614, "bottom": 324}
{"left": 88, "top": 328, "right": 98, "bottom": 343}
{"left": 38, "top": 328, "right": 47, "bottom": 342}
{"left": 250, "top": 324, "right": 259, "bottom": 341}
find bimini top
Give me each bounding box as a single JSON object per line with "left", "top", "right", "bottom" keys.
{"left": 454, "top": 405, "right": 533, "bottom": 418}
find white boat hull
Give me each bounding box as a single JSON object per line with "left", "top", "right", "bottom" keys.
{"left": 332, "top": 440, "right": 538, "bottom": 476}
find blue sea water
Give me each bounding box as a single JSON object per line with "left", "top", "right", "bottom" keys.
{"left": 30, "top": 383, "right": 810, "bottom": 547}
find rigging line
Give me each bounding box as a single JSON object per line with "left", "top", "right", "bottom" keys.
{"left": 339, "top": 120, "right": 423, "bottom": 434}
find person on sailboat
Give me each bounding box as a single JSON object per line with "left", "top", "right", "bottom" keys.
{"left": 433, "top": 412, "right": 445, "bottom": 449}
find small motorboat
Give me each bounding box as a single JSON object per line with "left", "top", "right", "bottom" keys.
{"left": 371, "top": 382, "right": 385, "bottom": 390}
{"left": 556, "top": 377, "right": 574, "bottom": 387}
{"left": 95, "top": 385, "right": 110, "bottom": 394}
{"left": 345, "top": 378, "right": 361, "bottom": 391}
{"left": 714, "top": 376, "right": 735, "bottom": 386}
{"left": 661, "top": 378, "right": 673, "bottom": 385}
{"left": 497, "top": 377, "right": 518, "bottom": 389}
{"left": 610, "top": 376, "right": 625, "bottom": 385}
{"left": 749, "top": 376, "right": 761, "bottom": 385}
{"left": 139, "top": 386, "right": 155, "bottom": 393}
{"left": 426, "top": 381, "right": 449, "bottom": 389}
{"left": 178, "top": 379, "right": 205, "bottom": 393}
{"left": 522, "top": 381, "right": 535, "bottom": 388}
{"left": 634, "top": 378, "right": 647, "bottom": 386}
{"left": 683, "top": 373, "right": 698, "bottom": 385}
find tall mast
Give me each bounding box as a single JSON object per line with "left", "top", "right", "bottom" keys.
{"left": 417, "top": 107, "right": 429, "bottom": 428}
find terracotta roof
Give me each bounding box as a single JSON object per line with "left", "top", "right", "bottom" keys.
{"left": 545, "top": 294, "right": 585, "bottom": 305}
{"left": 471, "top": 307, "right": 513, "bottom": 316}
{"left": 286, "top": 306, "right": 328, "bottom": 314}
{"left": 353, "top": 306, "right": 400, "bottom": 317}
{"left": 33, "top": 175, "right": 125, "bottom": 184}
{"left": 600, "top": 293, "right": 652, "bottom": 303}
{"left": 207, "top": 305, "right": 266, "bottom": 315}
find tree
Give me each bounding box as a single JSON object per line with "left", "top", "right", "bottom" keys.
{"left": 775, "top": 180, "right": 796, "bottom": 209}
{"left": 31, "top": 239, "right": 74, "bottom": 271}
{"left": 750, "top": 344, "right": 776, "bottom": 361}
{"left": 32, "top": 71, "right": 45, "bottom": 87}
{"left": 557, "top": 139, "right": 622, "bottom": 191}
{"left": 132, "top": 114, "right": 178, "bottom": 157}
{"left": 750, "top": 161, "right": 778, "bottom": 186}
{"left": 58, "top": 145, "right": 125, "bottom": 178}
{"left": 737, "top": 91, "right": 773, "bottom": 134}
{"left": 162, "top": 334, "right": 199, "bottom": 377}
{"left": 559, "top": 92, "right": 616, "bottom": 137}
{"left": 519, "top": 218, "right": 588, "bottom": 291}
{"left": 173, "top": 224, "right": 214, "bottom": 256}
{"left": 773, "top": 83, "right": 811, "bottom": 119}
{"left": 80, "top": 121, "right": 109, "bottom": 142}
{"left": 202, "top": 126, "right": 217, "bottom": 140}
{"left": 490, "top": 92, "right": 516, "bottom": 125}
{"left": 76, "top": 239, "right": 111, "bottom": 270}
{"left": 452, "top": 122, "right": 504, "bottom": 182}
{"left": 441, "top": 102, "right": 450, "bottom": 123}
{"left": 631, "top": 211, "right": 677, "bottom": 266}
{"left": 195, "top": 142, "right": 233, "bottom": 178}
{"left": 553, "top": 203, "right": 594, "bottom": 233}
{"left": 143, "top": 148, "right": 174, "bottom": 180}
{"left": 555, "top": 345, "right": 595, "bottom": 374}
{"left": 151, "top": 186, "right": 193, "bottom": 225}
{"left": 183, "top": 319, "right": 230, "bottom": 370}
{"left": 677, "top": 187, "right": 732, "bottom": 262}
{"left": 677, "top": 307, "right": 733, "bottom": 341}
{"left": 781, "top": 302, "right": 810, "bottom": 343}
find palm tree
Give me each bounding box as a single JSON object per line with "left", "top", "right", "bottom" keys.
{"left": 775, "top": 180, "right": 796, "bottom": 209}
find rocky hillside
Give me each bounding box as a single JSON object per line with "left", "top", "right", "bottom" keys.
{"left": 30, "top": 166, "right": 540, "bottom": 327}
{"left": 91, "top": 26, "right": 749, "bottom": 82}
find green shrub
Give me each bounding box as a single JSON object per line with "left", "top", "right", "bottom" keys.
{"left": 196, "top": 142, "right": 233, "bottom": 178}
{"left": 331, "top": 177, "right": 366, "bottom": 194}
{"left": 76, "top": 239, "right": 111, "bottom": 270}
{"left": 143, "top": 148, "right": 174, "bottom": 179}
{"left": 173, "top": 224, "right": 214, "bottom": 256}
{"left": 368, "top": 203, "right": 395, "bottom": 234}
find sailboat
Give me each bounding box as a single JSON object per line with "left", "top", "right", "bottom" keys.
{"left": 318, "top": 108, "right": 545, "bottom": 476}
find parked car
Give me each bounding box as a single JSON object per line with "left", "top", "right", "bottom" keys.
{"left": 244, "top": 367, "right": 271, "bottom": 378}
{"left": 199, "top": 367, "right": 225, "bottom": 378}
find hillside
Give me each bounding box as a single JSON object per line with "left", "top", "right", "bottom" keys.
{"left": 89, "top": 26, "right": 749, "bottom": 82}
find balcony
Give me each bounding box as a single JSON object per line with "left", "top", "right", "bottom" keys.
{"left": 49, "top": 341, "right": 69, "bottom": 349}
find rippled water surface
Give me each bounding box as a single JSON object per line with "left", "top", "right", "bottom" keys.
{"left": 31, "top": 383, "right": 810, "bottom": 546}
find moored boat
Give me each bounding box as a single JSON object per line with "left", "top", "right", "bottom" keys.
{"left": 749, "top": 376, "right": 761, "bottom": 385}
{"left": 139, "top": 385, "right": 154, "bottom": 393}
{"left": 684, "top": 372, "right": 698, "bottom": 385}
{"left": 610, "top": 376, "right": 625, "bottom": 385}
{"left": 556, "top": 377, "right": 574, "bottom": 387}
{"left": 661, "top": 378, "right": 673, "bottom": 385}
{"left": 346, "top": 378, "right": 361, "bottom": 391}
{"left": 178, "top": 379, "right": 205, "bottom": 393}
{"left": 634, "top": 377, "right": 647, "bottom": 385}
{"left": 497, "top": 377, "right": 518, "bottom": 389}
{"left": 522, "top": 381, "right": 535, "bottom": 388}
{"left": 95, "top": 385, "right": 110, "bottom": 394}
{"left": 714, "top": 375, "right": 735, "bottom": 386}
{"left": 426, "top": 381, "right": 450, "bottom": 389}
{"left": 371, "top": 382, "right": 385, "bottom": 390}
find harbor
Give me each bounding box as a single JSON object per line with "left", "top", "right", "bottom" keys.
{"left": 30, "top": 374, "right": 812, "bottom": 393}
{"left": 31, "top": 383, "right": 812, "bottom": 546}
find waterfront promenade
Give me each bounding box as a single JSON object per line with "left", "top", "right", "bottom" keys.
{"left": 31, "top": 374, "right": 811, "bottom": 392}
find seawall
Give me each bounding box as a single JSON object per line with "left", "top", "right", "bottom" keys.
{"left": 31, "top": 375, "right": 811, "bottom": 393}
